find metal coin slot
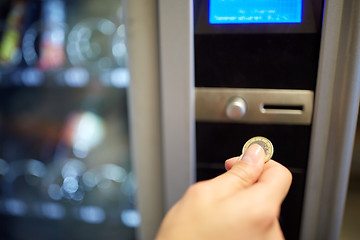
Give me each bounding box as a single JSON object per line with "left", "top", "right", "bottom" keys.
{"left": 261, "top": 104, "right": 304, "bottom": 114}
{"left": 196, "top": 88, "right": 314, "bottom": 125}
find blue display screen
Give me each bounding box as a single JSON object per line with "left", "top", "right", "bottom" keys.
{"left": 209, "top": 0, "right": 303, "bottom": 24}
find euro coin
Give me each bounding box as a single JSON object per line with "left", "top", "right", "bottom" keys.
{"left": 242, "top": 136, "right": 274, "bottom": 163}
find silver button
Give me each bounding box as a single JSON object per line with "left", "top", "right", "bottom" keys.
{"left": 226, "top": 97, "right": 247, "bottom": 120}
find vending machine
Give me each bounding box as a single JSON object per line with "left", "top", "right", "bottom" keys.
{"left": 159, "top": 0, "right": 360, "bottom": 240}
{"left": 2, "top": 0, "right": 360, "bottom": 239}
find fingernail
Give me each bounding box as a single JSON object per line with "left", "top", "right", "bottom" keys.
{"left": 241, "top": 144, "right": 265, "bottom": 164}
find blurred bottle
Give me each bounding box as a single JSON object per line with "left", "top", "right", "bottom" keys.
{"left": 37, "top": 0, "right": 66, "bottom": 70}
{"left": 0, "top": 0, "right": 26, "bottom": 67}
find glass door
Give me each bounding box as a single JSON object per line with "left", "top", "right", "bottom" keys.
{"left": 0, "top": 0, "right": 138, "bottom": 239}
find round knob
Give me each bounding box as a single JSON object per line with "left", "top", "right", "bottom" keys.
{"left": 226, "top": 97, "right": 247, "bottom": 120}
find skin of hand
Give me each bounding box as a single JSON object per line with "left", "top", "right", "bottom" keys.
{"left": 156, "top": 144, "right": 293, "bottom": 240}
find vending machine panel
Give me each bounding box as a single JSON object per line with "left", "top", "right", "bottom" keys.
{"left": 194, "top": 0, "right": 324, "bottom": 239}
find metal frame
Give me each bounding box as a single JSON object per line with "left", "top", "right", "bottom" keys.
{"left": 125, "top": 1, "right": 164, "bottom": 239}
{"left": 301, "top": 0, "right": 360, "bottom": 239}
{"left": 158, "top": 0, "right": 195, "bottom": 211}
{"left": 127, "top": 0, "right": 195, "bottom": 238}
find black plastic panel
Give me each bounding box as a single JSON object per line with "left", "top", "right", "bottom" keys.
{"left": 196, "top": 122, "right": 310, "bottom": 240}
{"left": 280, "top": 171, "right": 306, "bottom": 240}
{"left": 195, "top": 34, "right": 321, "bottom": 90}
{"left": 196, "top": 122, "right": 312, "bottom": 169}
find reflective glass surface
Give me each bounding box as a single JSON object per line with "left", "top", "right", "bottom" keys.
{"left": 0, "top": 0, "right": 136, "bottom": 239}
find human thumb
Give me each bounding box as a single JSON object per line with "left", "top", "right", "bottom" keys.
{"left": 217, "top": 144, "right": 266, "bottom": 190}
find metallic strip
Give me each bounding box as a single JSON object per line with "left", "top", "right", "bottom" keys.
{"left": 159, "top": 0, "right": 196, "bottom": 211}
{"left": 196, "top": 88, "right": 314, "bottom": 125}
{"left": 125, "top": 1, "right": 163, "bottom": 239}
{"left": 301, "top": 0, "right": 360, "bottom": 239}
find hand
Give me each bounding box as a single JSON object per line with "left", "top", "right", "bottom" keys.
{"left": 156, "top": 144, "right": 292, "bottom": 240}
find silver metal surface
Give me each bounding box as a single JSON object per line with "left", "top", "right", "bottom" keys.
{"left": 125, "top": 1, "right": 163, "bottom": 239}
{"left": 301, "top": 0, "right": 360, "bottom": 239}
{"left": 159, "top": 0, "right": 196, "bottom": 212}
{"left": 196, "top": 88, "right": 314, "bottom": 125}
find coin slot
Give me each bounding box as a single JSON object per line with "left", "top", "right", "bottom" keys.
{"left": 261, "top": 104, "right": 304, "bottom": 114}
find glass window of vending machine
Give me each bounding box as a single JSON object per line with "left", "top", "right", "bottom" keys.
{"left": 0, "top": 0, "right": 162, "bottom": 239}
